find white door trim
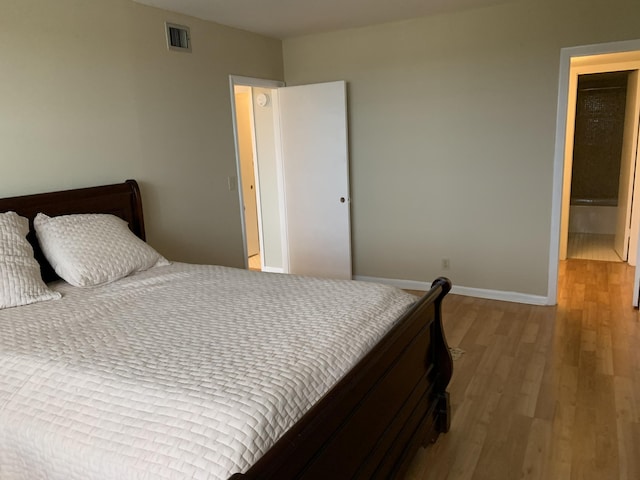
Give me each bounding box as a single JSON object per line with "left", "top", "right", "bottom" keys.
{"left": 230, "top": 75, "right": 285, "bottom": 90}
{"left": 549, "top": 39, "right": 640, "bottom": 305}
{"left": 270, "top": 89, "right": 290, "bottom": 273}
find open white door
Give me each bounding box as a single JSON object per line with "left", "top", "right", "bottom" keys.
{"left": 277, "top": 81, "right": 352, "bottom": 279}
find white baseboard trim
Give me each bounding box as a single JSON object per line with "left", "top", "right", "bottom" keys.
{"left": 262, "top": 266, "right": 284, "bottom": 273}
{"left": 450, "top": 286, "right": 548, "bottom": 306}
{"left": 353, "top": 275, "right": 549, "bottom": 306}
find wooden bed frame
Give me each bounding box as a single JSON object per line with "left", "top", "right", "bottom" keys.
{"left": 0, "top": 179, "right": 453, "bottom": 480}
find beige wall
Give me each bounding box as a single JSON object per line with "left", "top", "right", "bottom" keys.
{"left": 1, "top": 0, "right": 283, "bottom": 267}
{"left": 282, "top": 0, "right": 640, "bottom": 297}
{"left": 6, "top": 0, "right": 640, "bottom": 298}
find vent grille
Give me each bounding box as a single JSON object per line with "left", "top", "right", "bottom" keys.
{"left": 165, "top": 22, "right": 191, "bottom": 52}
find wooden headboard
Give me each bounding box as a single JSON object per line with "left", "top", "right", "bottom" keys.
{"left": 0, "top": 179, "right": 145, "bottom": 282}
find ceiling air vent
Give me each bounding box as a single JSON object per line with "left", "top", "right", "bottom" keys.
{"left": 165, "top": 22, "right": 191, "bottom": 52}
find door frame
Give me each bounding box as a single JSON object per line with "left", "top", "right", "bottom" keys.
{"left": 549, "top": 39, "right": 640, "bottom": 305}
{"left": 229, "top": 75, "right": 288, "bottom": 272}
{"left": 559, "top": 62, "right": 640, "bottom": 263}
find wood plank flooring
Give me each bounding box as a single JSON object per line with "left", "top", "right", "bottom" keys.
{"left": 248, "top": 254, "right": 261, "bottom": 271}
{"left": 405, "top": 259, "right": 640, "bottom": 480}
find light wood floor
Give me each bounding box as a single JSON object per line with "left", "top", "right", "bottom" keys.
{"left": 248, "top": 254, "right": 261, "bottom": 271}
{"left": 405, "top": 259, "right": 640, "bottom": 480}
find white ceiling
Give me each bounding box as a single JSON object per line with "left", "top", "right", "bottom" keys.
{"left": 133, "top": 0, "right": 514, "bottom": 39}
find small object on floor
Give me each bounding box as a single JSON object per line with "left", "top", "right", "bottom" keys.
{"left": 449, "top": 347, "right": 465, "bottom": 361}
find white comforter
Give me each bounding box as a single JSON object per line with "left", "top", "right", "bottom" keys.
{"left": 0, "top": 263, "right": 416, "bottom": 480}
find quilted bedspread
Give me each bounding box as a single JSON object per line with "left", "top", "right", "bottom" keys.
{"left": 0, "top": 263, "right": 416, "bottom": 480}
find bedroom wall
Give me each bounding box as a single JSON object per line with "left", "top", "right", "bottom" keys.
{"left": 0, "top": 0, "right": 283, "bottom": 267}
{"left": 282, "top": 0, "right": 640, "bottom": 299}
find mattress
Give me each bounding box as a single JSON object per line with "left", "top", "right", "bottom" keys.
{"left": 0, "top": 263, "right": 416, "bottom": 480}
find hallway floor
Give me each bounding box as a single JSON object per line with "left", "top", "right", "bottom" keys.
{"left": 248, "top": 254, "right": 261, "bottom": 271}
{"left": 405, "top": 259, "right": 640, "bottom": 480}
{"left": 567, "top": 233, "right": 622, "bottom": 262}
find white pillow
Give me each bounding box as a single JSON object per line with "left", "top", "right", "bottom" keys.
{"left": 34, "top": 213, "right": 169, "bottom": 287}
{"left": 0, "top": 211, "right": 61, "bottom": 309}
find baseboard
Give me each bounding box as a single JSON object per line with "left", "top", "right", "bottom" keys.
{"left": 353, "top": 275, "right": 549, "bottom": 306}
{"left": 262, "top": 266, "right": 284, "bottom": 273}
{"left": 450, "top": 285, "right": 548, "bottom": 305}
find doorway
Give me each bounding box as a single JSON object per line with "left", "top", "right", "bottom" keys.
{"left": 230, "top": 76, "right": 285, "bottom": 273}
{"left": 566, "top": 71, "right": 632, "bottom": 263}
{"left": 549, "top": 40, "right": 640, "bottom": 306}
{"left": 229, "top": 76, "right": 353, "bottom": 280}
{"left": 234, "top": 87, "right": 262, "bottom": 270}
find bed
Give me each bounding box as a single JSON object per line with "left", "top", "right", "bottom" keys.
{"left": 0, "top": 179, "right": 452, "bottom": 480}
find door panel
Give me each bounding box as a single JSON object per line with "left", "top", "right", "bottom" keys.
{"left": 277, "top": 81, "right": 352, "bottom": 279}
{"left": 625, "top": 72, "right": 640, "bottom": 267}
{"left": 615, "top": 71, "right": 639, "bottom": 261}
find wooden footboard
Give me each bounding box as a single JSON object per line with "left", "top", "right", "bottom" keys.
{"left": 231, "top": 277, "right": 452, "bottom": 480}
